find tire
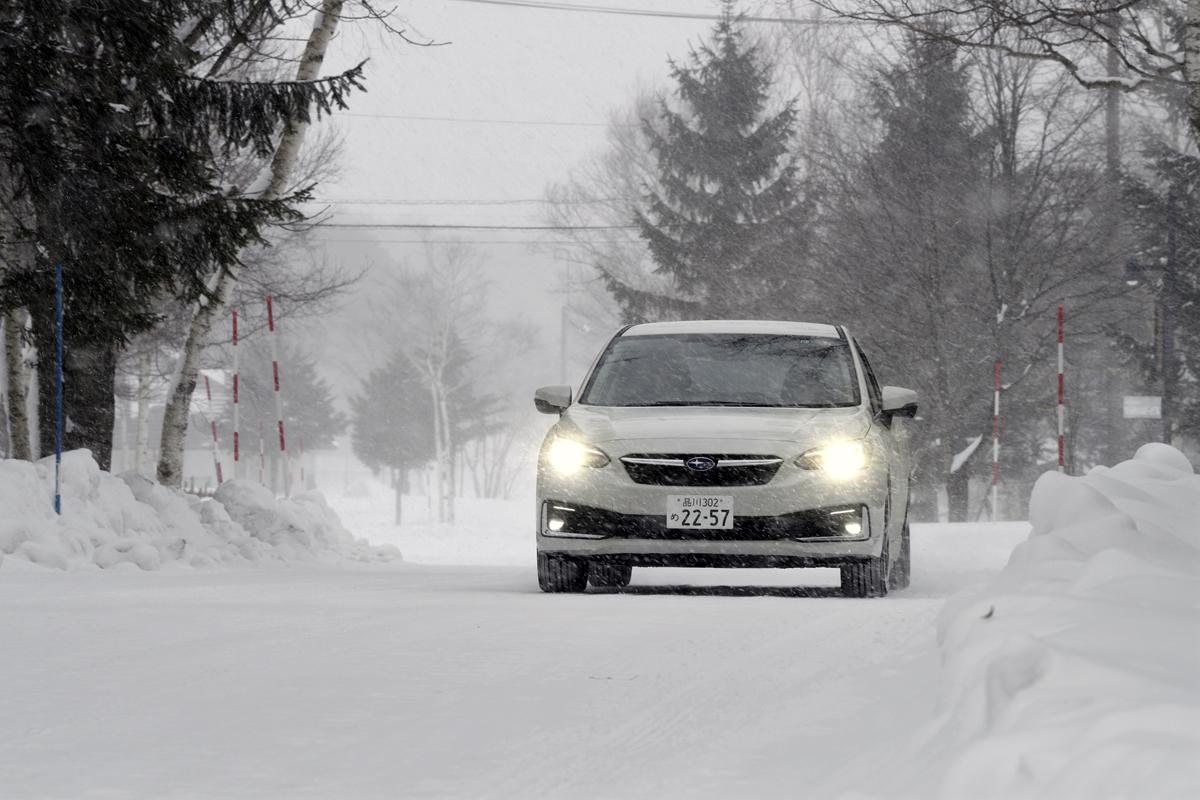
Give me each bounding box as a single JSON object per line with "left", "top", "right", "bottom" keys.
{"left": 538, "top": 553, "right": 589, "bottom": 593}
{"left": 589, "top": 563, "right": 632, "bottom": 589}
{"left": 841, "top": 524, "right": 889, "bottom": 598}
{"left": 888, "top": 522, "right": 911, "bottom": 591}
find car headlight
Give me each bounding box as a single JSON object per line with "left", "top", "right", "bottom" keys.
{"left": 545, "top": 438, "right": 611, "bottom": 475}
{"left": 796, "top": 441, "right": 868, "bottom": 480}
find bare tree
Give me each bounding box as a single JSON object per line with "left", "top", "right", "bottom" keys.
{"left": 156, "top": 1, "right": 442, "bottom": 488}
{"left": 158, "top": 0, "right": 368, "bottom": 487}
{"left": 461, "top": 421, "right": 529, "bottom": 500}
{"left": 807, "top": 29, "right": 1135, "bottom": 517}
{"left": 816, "top": 1, "right": 1200, "bottom": 145}
{"left": 458, "top": 317, "right": 539, "bottom": 500}
{"left": 377, "top": 243, "right": 488, "bottom": 523}
{"left": 115, "top": 218, "right": 359, "bottom": 478}
{"left": 544, "top": 93, "right": 684, "bottom": 322}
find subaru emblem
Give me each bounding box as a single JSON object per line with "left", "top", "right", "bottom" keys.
{"left": 685, "top": 456, "right": 716, "bottom": 472}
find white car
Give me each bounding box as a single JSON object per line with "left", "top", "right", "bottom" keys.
{"left": 533, "top": 320, "right": 918, "bottom": 597}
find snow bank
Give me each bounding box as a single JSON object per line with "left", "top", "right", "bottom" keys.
{"left": 921, "top": 444, "right": 1200, "bottom": 799}
{"left": 0, "top": 450, "right": 398, "bottom": 571}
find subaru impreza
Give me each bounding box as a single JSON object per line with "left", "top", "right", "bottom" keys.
{"left": 534, "top": 320, "right": 918, "bottom": 597}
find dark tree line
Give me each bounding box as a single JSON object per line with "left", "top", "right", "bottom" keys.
{"left": 347, "top": 245, "right": 520, "bottom": 524}
{"left": 0, "top": 1, "right": 364, "bottom": 472}
{"left": 350, "top": 339, "right": 498, "bottom": 524}
{"left": 555, "top": 5, "right": 1195, "bottom": 519}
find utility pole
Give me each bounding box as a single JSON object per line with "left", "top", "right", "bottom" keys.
{"left": 1102, "top": 18, "right": 1123, "bottom": 465}
{"left": 1162, "top": 188, "right": 1177, "bottom": 444}
{"left": 560, "top": 304, "right": 568, "bottom": 384}
{"left": 1105, "top": 36, "right": 1121, "bottom": 177}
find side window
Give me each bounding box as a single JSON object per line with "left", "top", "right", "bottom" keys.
{"left": 855, "top": 343, "right": 884, "bottom": 414}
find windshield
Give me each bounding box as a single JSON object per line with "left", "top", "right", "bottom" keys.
{"left": 581, "top": 334, "right": 861, "bottom": 408}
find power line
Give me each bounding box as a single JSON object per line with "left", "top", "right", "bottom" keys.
{"left": 447, "top": 0, "right": 837, "bottom": 25}
{"left": 339, "top": 111, "right": 634, "bottom": 128}
{"left": 320, "top": 238, "right": 606, "bottom": 245}
{"left": 320, "top": 222, "right": 636, "bottom": 230}
{"left": 309, "top": 197, "right": 615, "bottom": 206}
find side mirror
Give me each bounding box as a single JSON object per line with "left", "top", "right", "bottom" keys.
{"left": 534, "top": 384, "right": 573, "bottom": 415}
{"left": 881, "top": 386, "right": 918, "bottom": 419}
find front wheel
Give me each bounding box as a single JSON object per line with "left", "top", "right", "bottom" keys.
{"left": 538, "top": 553, "right": 589, "bottom": 593}
{"left": 842, "top": 527, "right": 889, "bottom": 598}
{"left": 888, "top": 523, "right": 911, "bottom": 591}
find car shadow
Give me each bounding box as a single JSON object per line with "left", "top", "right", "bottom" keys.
{"left": 595, "top": 584, "right": 845, "bottom": 598}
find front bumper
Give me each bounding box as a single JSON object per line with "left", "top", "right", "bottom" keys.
{"left": 536, "top": 441, "right": 888, "bottom": 564}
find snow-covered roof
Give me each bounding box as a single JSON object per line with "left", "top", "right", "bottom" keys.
{"left": 623, "top": 320, "right": 842, "bottom": 339}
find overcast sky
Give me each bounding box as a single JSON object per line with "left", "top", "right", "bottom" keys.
{"left": 319, "top": 0, "right": 722, "bottom": 222}
{"left": 293, "top": 1, "right": 751, "bottom": 396}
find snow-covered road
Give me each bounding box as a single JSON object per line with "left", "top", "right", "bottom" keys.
{"left": 0, "top": 523, "right": 1028, "bottom": 799}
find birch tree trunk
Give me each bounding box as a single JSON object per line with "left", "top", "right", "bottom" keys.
{"left": 1, "top": 144, "right": 34, "bottom": 461}
{"left": 134, "top": 352, "right": 151, "bottom": 475}
{"left": 400, "top": 465, "right": 410, "bottom": 527}
{"left": 438, "top": 389, "right": 455, "bottom": 524}
{"left": 3, "top": 310, "right": 32, "bottom": 461}
{"left": 430, "top": 379, "right": 448, "bottom": 523}
{"left": 0, "top": 385, "right": 7, "bottom": 458}
{"left": 156, "top": 0, "right": 347, "bottom": 487}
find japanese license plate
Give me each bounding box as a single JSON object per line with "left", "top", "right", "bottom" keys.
{"left": 666, "top": 495, "right": 734, "bottom": 529}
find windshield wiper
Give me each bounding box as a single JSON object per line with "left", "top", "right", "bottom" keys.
{"left": 690, "top": 401, "right": 779, "bottom": 407}
{"left": 638, "top": 400, "right": 780, "bottom": 407}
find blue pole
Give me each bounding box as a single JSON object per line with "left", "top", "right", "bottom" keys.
{"left": 54, "top": 263, "right": 63, "bottom": 515}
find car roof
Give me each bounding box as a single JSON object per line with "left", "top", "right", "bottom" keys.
{"left": 622, "top": 320, "right": 843, "bottom": 339}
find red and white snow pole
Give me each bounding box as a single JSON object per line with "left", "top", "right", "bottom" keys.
{"left": 204, "top": 374, "right": 224, "bottom": 485}
{"left": 299, "top": 436, "right": 306, "bottom": 490}
{"left": 232, "top": 309, "right": 240, "bottom": 479}
{"left": 992, "top": 360, "right": 1001, "bottom": 522}
{"left": 258, "top": 421, "right": 266, "bottom": 486}
{"left": 267, "top": 295, "right": 289, "bottom": 495}
{"left": 1057, "top": 304, "right": 1066, "bottom": 473}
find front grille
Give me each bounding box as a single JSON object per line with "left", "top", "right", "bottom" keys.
{"left": 544, "top": 501, "right": 865, "bottom": 541}
{"left": 621, "top": 454, "right": 782, "bottom": 487}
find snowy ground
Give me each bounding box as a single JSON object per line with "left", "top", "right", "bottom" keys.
{"left": 0, "top": 524, "right": 1027, "bottom": 800}
{"left": 2, "top": 448, "right": 1196, "bottom": 799}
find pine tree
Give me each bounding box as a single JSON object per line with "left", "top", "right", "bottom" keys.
{"left": 351, "top": 352, "right": 435, "bottom": 478}
{"left": 350, "top": 351, "right": 435, "bottom": 523}
{"left": 0, "top": 1, "right": 362, "bottom": 468}
{"left": 350, "top": 341, "right": 502, "bottom": 523}
{"left": 1125, "top": 145, "right": 1200, "bottom": 444}
{"left": 220, "top": 340, "right": 346, "bottom": 459}
{"left": 623, "top": 5, "right": 813, "bottom": 322}
{"left": 824, "top": 35, "right": 991, "bottom": 520}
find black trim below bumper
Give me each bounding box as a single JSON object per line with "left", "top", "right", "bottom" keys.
{"left": 542, "top": 500, "right": 868, "bottom": 542}
{"left": 541, "top": 553, "right": 873, "bottom": 569}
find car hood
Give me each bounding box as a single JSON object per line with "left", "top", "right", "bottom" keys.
{"left": 558, "top": 404, "right": 871, "bottom": 447}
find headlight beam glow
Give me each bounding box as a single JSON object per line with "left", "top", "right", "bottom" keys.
{"left": 797, "top": 441, "right": 868, "bottom": 480}
{"left": 545, "top": 438, "right": 611, "bottom": 474}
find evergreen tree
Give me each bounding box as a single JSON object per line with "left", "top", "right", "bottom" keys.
{"left": 350, "top": 341, "right": 502, "bottom": 523}
{"left": 219, "top": 340, "right": 346, "bottom": 458}
{"left": 823, "top": 35, "right": 990, "bottom": 519}
{"left": 350, "top": 351, "right": 435, "bottom": 523}
{"left": 1125, "top": 145, "right": 1200, "bottom": 444}
{"left": 622, "top": 5, "right": 813, "bottom": 322}
{"left": 0, "top": 1, "right": 362, "bottom": 468}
